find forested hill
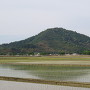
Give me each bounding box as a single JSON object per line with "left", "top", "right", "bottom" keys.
{"left": 0, "top": 28, "right": 90, "bottom": 55}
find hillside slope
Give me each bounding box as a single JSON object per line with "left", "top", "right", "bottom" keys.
{"left": 0, "top": 28, "right": 90, "bottom": 55}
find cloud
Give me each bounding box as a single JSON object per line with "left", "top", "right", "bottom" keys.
{"left": 0, "top": 0, "right": 90, "bottom": 43}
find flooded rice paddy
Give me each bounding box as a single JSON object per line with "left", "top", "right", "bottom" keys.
{"left": 0, "top": 64, "right": 90, "bottom": 83}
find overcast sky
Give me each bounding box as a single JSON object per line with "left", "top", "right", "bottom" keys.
{"left": 0, "top": 0, "right": 90, "bottom": 44}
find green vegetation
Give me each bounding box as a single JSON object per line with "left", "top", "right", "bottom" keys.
{"left": 0, "top": 28, "right": 90, "bottom": 55}
{"left": 0, "top": 55, "right": 90, "bottom": 63}
{"left": 83, "top": 51, "right": 90, "bottom": 55}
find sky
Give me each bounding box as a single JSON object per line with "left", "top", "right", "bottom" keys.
{"left": 0, "top": 0, "right": 90, "bottom": 44}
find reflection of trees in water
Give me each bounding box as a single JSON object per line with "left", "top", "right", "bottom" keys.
{"left": 1, "top": 64, "right": 90, "bottom": 82}
{"left": 29, "top": 70, "right": 88, "bottom": 81}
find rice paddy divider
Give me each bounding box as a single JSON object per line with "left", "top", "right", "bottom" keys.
{"left": 0, "top": 76, "right": 90, "bottom": 88}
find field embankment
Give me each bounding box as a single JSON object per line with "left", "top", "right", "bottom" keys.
{"left": 0, "top": 76, "right": 90, "bottom": 88}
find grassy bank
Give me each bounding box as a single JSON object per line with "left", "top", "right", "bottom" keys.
{"left": 0, "top": 55, "right": 90, "bottom": 66}
{"left": 0, "top": 55, "right": 90, "bottom": 63}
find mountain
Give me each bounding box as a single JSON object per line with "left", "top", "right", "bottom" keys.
{"left": 0, "top": 28, "right": 90, "bottom": 55}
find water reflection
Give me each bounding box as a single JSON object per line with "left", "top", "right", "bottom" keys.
{"left": 0, "top": 64, "right": 90, "bottom": 82}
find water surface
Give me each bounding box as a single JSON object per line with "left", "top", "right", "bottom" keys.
{"left": 0, "top": 64, "right": 90, "bottom": 82}
{"left": 1, "top": 80, "right": 90, "bottom": 90}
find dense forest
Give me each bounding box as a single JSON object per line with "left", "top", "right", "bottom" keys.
{"left": 0, "top": 28, "right": 90, "bottom": 55}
